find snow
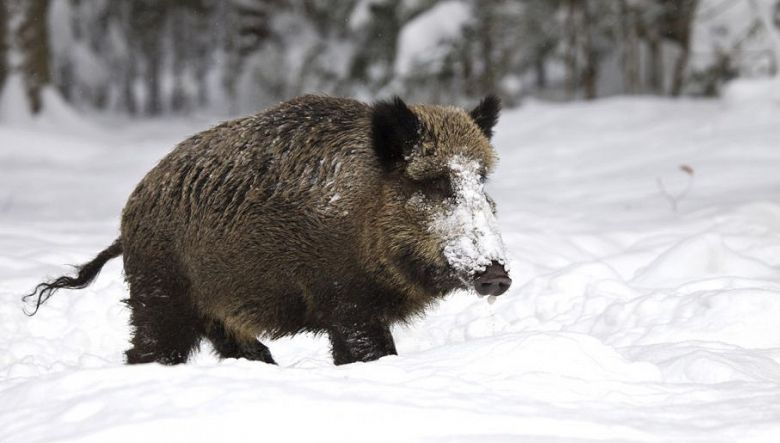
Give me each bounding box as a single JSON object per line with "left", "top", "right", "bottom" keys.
{"left": 0, "top": 74, "right": 34, "bottom": 125}
{"left": 349, "top": 0, "right": 381, "bottom": 30}
{"left": 3, "top": 87, "right": 780, "bottom": 441}
{"left": 722, "top": 77, "right": 780, "bottom": 106}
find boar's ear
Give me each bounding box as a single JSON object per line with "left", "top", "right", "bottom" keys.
{"left": 371, "top": 96, "right": 421, "bottom": 169}
{"left": 469, "top": 94, "right": 501, "bottom": 139}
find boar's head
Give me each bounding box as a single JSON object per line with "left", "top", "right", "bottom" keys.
{"left": 368, "top": 95, "right": 511, "bottom": 300}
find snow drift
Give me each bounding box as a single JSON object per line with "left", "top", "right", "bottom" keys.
{"left": 2, "top": 89, "right": 780, "bottom": 442}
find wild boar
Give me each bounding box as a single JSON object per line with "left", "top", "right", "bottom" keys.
{"left": 25, "top": 94, "right": 511, "bottom": 365}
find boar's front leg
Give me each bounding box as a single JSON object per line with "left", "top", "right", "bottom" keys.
{"left": 328, "top": 322, "right": 397, "bottom": 365}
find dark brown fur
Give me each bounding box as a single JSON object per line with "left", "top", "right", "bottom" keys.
{"left": 25, "top": 94, "right": 502, "bottom": 365}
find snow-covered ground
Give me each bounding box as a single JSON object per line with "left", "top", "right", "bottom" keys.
{"left": 3, "top": 84, "right": 780, "bottom": 442}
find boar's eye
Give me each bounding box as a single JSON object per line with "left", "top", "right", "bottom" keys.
{"left": 421, "top": 176, "right": 453, "bottom": 200}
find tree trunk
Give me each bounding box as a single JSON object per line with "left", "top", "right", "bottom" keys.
{"left": 123, "top": 53, "right": 137, "bottom": 115}
{"left": 647, "top": 34, "right": 664, "bottom": 94}
{"left": 668, "top": 0, "right": 698, "bottom": 96}
{"left": 581, "top": 0, "right": 597, "bottom": 100}
{"left": 460, "top": 38, "right": 476, "bottom": 97}
{"left": 565, "top": 0, "right": 579, "bottom": 99}
{"left": 17, "top": 0, "right": 51, "bottom": 114}
{"left": 670, "top": 46, "right": 689, "bottom": 96}
{"left": 0, "top": 0, "right": 7, "bottom": 96}
{"left": 534, "top": 56, "right": 547, "bottom": 89}
{"left": 170, "top": 11, "right": 187, "bottom": 113}
{"left": 479, "top": 5, "right": 496, "bottom": 95}
{"left": 146, "top": 49, "right": 162, "bottom": 115}
{"left": 129, "top": 1, "right": 167, "bottom": 115}
{"left": 620, "top": 1, "right": 639, "bottom": 94}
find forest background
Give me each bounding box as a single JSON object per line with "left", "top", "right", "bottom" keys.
{"left": 2, "top": 0, "right": 779, "bottom": 119}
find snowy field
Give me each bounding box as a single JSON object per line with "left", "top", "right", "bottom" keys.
{"left": 3, "top": 84, "right": 780, "bottom": 442}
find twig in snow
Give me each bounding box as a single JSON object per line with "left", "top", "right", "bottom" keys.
{"left": 657, "top": 164, "right": 695, "bottom": 212}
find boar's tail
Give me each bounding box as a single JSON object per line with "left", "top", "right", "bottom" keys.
{"left": 23, "top": 238, "right": 123, "bottom": 316}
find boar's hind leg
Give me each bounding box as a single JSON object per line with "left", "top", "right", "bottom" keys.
{"left": 328, "top": 322, "right": 397, "bottom": 365}
{"left": 205, "top": 319, "right": 276, "bottom": 364}
{"left": 124, "top": 267, "right": 202, "bottom": 365}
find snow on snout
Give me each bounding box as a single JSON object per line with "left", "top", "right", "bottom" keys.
{"left": 431, "top": 155, "right": 508, "bottom": 278}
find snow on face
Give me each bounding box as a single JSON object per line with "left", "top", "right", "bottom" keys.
{"left": 430, "top": 155, "right": 507, "bottom": 278}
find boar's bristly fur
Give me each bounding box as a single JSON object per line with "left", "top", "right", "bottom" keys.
{"left": 24, "top": 94, "right": 508, "bottom": 366}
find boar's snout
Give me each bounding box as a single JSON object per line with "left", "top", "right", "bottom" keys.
{"left": 473, "top": 262, "right": 511, "bottom": 296}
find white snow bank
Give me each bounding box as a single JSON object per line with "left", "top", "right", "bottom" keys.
{"left": 0, "top": 73, "right": 98, "bottom": 133}
{"left": 632, "top": 233, "right": 778, "bottom": 287}
{"left": 0, "top": 74, "right": 34, "bottom": 125}
{"left": 722, "top": 77, "right": 780, "bottom": 106}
